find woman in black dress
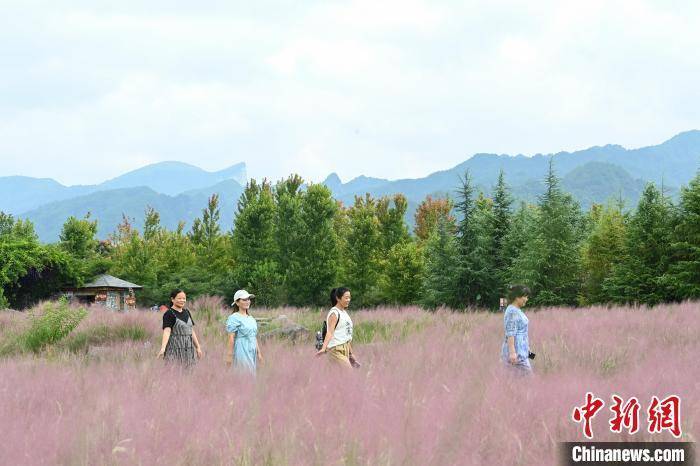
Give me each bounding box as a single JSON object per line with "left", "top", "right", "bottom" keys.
{"left": 157, "top": 289, "right": 203, "bottom": 366}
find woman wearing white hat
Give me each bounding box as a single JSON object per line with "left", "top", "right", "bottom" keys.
{"left": 225, "top": 289, "right": 263, "bottom": 373}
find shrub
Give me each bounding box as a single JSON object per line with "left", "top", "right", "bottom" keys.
{"left": 20, "top": 298, "right": 87, "bottom": 352}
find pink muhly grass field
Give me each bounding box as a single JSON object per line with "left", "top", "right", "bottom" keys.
{"left": 0, "top": 301, "right": 698, "bottom": 465}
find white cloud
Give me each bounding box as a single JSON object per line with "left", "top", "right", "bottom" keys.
{"left": 0, "top": 0, "right": 699, "bottom": 186}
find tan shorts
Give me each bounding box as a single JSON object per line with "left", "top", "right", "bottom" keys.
{"left": 328, "top": 342, "right": 352, "bottom": 368}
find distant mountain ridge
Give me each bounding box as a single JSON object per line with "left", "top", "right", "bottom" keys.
{"left": 0, "top": 161, "right": 247, "bottom": 215}
{"left": 322, "top": 131, "right": 699, "bottom": 211}
{"left": 23, "top": 180, "right": 245, "bottom": 242}
{"left": 5, "top": 131, "right": 700, "bottom": 242}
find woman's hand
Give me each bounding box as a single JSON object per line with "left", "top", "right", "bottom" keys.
{"left": 157, "top": 349, "right": 165, "bottom": 359}
{"left": 316, "top": 348, "right": 327, "bottom": 357}
{"left": 225, "top": 359, "right": 232, "bottom": 367}
{"left": 258, "top": 352, "right": 264, "bottom": 366}
{"left": 509, "top": 353, "right": 518, "bottom": 365}
{"left": 196, "top": 347, "right": 204, "bottom": 359}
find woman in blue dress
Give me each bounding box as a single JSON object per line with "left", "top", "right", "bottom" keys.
{"left": 501, "top": 284, "right": 532, "bottom": 374}
{"left": 225, "top": 289, "right": 263, "bottom": 374}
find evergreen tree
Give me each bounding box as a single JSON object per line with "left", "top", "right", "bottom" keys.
{"left": 187, "top": 194, "right": 230, "bottom": 296}
{"left": 502, "top": 202, "right": 536, "bottom": 289}
{"left": 470, "top": 193, "right": 500, "bottom": 307}
{"left": 453, "top": 172, "right": 498, "bottom": 308}
{"left": 341, "top": 194, "right": 382, "bottom": 308}
{"left": 230, "top": 179, "right": 281, "bottom": 306}
{"left": 603, "top": 183, "right": 674, "bottom": 304}
{"left": 421, "top": 217, "right": 460, "bottom": 309}
{"left": 665, "top": 171, "right": 700, "bottom": 299}
{"left": 492, "top": 170, "right": 513, "bottom": 294}
{"left": 604, "top": 183, "right": 674, "bottom": 305}
{"left": 454, "top": 172, "right": 477, "bottom": 306}
{"left": 581, "top": 202, "right": 627, "bottom": 304}
{"left": 286, "top": 184, "right": 339, "bottom": 306}
{"left": 381, "top": 240, "right": 424, "bottom": 305}
{"left": 273, "top": 175, "right": 304, "bottom": 302}
{"left": 510, "top": 160, "right": 585, "bottom": 306}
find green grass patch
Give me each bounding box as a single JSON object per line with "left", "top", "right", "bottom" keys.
{"left": 20, "top": 299, "right": 87, "bottom": 353}
{"left": 0, "top": 334, "right": 20, "bottom": 357}
{"left": 352, "top": 318, "right": 431, "bottom": 344}
{"left": 62, "top": 323, "right": 149, "bottom": 353}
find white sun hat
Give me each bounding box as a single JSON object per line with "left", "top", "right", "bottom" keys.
{"left": 232, "top": 289, "right": 255, "bottom": 305}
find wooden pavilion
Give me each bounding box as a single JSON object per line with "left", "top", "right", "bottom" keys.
{"left": 64, "top": 274, "right": 142, "bottom": 311}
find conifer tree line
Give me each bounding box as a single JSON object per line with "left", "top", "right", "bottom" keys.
{"left": 2, "top": 162, "right": 700, "bottom": 310}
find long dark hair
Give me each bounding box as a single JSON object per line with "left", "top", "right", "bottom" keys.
{"left": 506, "top": 284, "right": 530, "bottom": 303}
{"left": 330, "top": 287, "right": 351, "bottom": 307}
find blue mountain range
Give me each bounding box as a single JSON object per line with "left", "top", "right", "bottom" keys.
{"left": 2, "top": 131, "right": 698, "bottom": 242}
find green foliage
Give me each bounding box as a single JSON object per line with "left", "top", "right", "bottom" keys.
{"left": 6, "top": 244, "right": 83, "bottom": 309}
{"left": 469, "top": 193, "right": 500, "bottom": 307}
{"left": 187, "top": 194, "right": 231, "bottom": 296}
{"left": 108, "top": 210, "right": 200, "bottom": 305}
{"left": 422, "top": 217, "right": 460, "bottom": 309}
{"left": 454, "top": 171, "right": 478, "bottom": 306}
{"left": 285, "top": 183, "right": 339, "bottom": 307}
{"left": 603, "top": 183, "right": 672, "bottom": 305}
{"left": 341, "top": 194, "right": 383, "bottom": 307}
{"left": 581, "top": 202, "right": 627, "bottom": 304}
{"left": 0, "top": 213, "right": 41, "bottom": 307}
{"left": 376, "top": 194, "right": 410, "bottom": 253}
{"left": 413, "top": 196, "right": 454, "bottom": 241}
{"left": 665, "top": 171, "right": 700, "bottom": 299}
{"left": 509, "top": 161, "right": 586, "bottom": 306}
{"left": 63, "top": 322, "right": 148, "bottom": 353}
{"left": 381, "top": 241, "right": 424, "bottom": 305}
{"left": 59, "top": 215, "right": 98, "bottom": 260}
{"left": 274, "top": 175, "right": 305, "bottom": 304}
{"left": 492, "top": 170, "right": 514, "bottom": 297}
{"left": 351, "top": 318, "right": 429, "bottom": 344}
{"left": 231, "top": 180, "right": 282, "bottom": 305}
{"left": 454, "top": 170, "right": 501, "bottom": 308}
{"left": 0, "top": 213, "right": 83, "bottom": 309}
{"left": 20, "top": 298, "right": 87, "bottom": 352}
{"left": 604, "top": 183, "right": 674, "bottom": 305}
{"left": 501, "top": 202, "right": 535, "bottom": 281}
{"left": 6, "top": 163, "right": 700, "bottom": 309}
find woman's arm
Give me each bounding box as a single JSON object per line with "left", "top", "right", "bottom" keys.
{"left": 504, "top": 309, "right": 519, "bottom": 364}
{"left": 256, "top": 338, "right": 263, "bottom": 365}
{"left": 315, "top": 312, "right": 338, "bottom": 356}
{"left": 157, "top": 328, "right": 171, "bottom": 358}
{"left": 192, "top": 329, "right": 203, "bottom": 358}
{"left": 507, "top": 336, "right": 518, "bottom": 364}
{"left": 226, "top": 333, "right": 235, "bottom": 366}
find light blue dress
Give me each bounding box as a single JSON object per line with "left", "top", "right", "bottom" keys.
{"left": 501, "top": 304, "right": 531, "bottom": 372}
{"left": 226, "top": 313, "right": 258, "bottom": 373}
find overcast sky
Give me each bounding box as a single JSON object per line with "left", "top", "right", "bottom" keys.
{"left": 1, "top": 0, "right": 699, "bottom": 186}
